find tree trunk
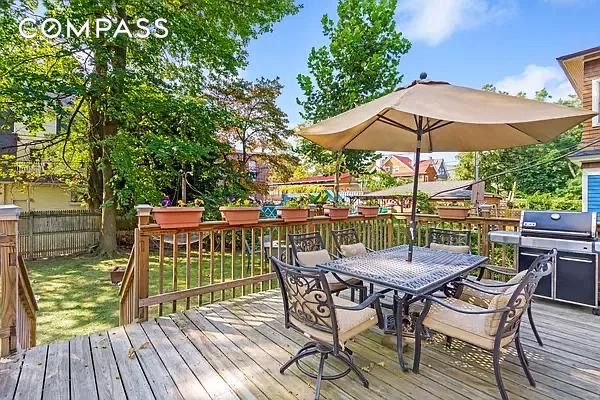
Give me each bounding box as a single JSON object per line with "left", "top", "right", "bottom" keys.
{"left": 87, "top": 101, "right": 103, "bottom": 211}
{"left": 95, "top": 10, "right": 127, "bottom": 257}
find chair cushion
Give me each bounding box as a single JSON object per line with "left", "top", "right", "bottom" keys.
{"left": 430, "top": 242, "right": 470, "bottom": 254}
{"left": 291, "top": 296, "right": 378, "bottom": 347}
{"left": 326, "top": 274, "right": 362, "bottom": 291}
{"left": 423, "top": 297, "right": 514, "bottom": 351}
{"left": 340, "top": 242, "right": 367, "bottom": 257}
{"left": 296, "top": 249, "right": 331, "bottom": 266}
{"left": 485, "top": 284, "right": 520, "bottom": 336}
{"left": 459, "top": 270, "right": 527, "bottom": 308}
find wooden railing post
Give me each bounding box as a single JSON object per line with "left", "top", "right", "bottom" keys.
{"left": 136, "top": 205, "right": 152, "bottom": 321}
{"left": 0, "top": 205, "right": 20, "bottom": 356}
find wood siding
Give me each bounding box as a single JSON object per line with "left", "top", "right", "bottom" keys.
{"left": 581, "top": 57, "right": 600, "bottom": 149}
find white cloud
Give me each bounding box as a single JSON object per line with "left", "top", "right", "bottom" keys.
{"left": 495, "top": 64, "right": 576, "bottom": 100}
{"left": 396, "top": 0, "right": 515, "bottom": 46}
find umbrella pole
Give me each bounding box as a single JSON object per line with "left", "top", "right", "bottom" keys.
{"left": 407, "top": 124, "right": 423, "bottom": 262}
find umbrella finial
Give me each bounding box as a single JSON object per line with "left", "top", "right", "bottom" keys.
{"left": 419, "top": 72, "right": 428, "bottom": 80}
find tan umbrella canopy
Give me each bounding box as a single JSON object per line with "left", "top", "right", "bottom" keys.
{"left": 299, "top": 76, "right": 597, "bottom": 261}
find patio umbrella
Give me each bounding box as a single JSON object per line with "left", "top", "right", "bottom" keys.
{"left": 299, "top": 75, "right": 597, "bottom": 261}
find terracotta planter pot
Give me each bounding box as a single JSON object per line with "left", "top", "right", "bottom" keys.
{"left": 110, "top": 267, "right": 125, "bottom": 285}
{"left": 358, "top": 205, "right": 379, "bottom": 218}
{"left": 277, "top": 207, "right": 309, "bottom": 223}
{"left": 219, "top": 206, "right": 262, "bottom": 225}
{"left": 437, "top": 206, "right": 470, "bottom": 220}
{"left": 152, "top": 207, "right": 204, "bottom": 228}
{"left": 325, "top": 206, "right": 350, "bottom": 221}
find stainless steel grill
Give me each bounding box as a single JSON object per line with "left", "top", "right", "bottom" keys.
{"left": 490, "top": 210, "right": 600, "bottom": 313}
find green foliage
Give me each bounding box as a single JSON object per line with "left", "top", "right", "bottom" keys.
{"left": 1, "top": 0, "right": 299, "bottom": 251}
{"left": 309, "top": 191, "right": 330, "bottom": 205}
{"left": 416, "top": 191, "right": 435, "bottom": 214}
{"left": 296, "top": 0, "right": 410, "bottom": 174}
{"left": 520, "top": 192, "right": 581, "bottom": 211}
{"left": 283, "top": 195, "right": 310, "bottom": 208}
{"left": 362, "top": 171, "right": 407, "bottom": 192}
{"left": 224, "top": 197, "right": 261, "bottom": 208}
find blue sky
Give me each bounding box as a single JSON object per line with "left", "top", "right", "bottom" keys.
{"left": 242, "top": 0, "right": 600, "bottom": 169}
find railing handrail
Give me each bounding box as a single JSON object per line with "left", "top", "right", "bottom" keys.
{"left": 118, "top": 247, "right": 136, "bottom": 298}
{"left": 17, "top": 255, "right": 38, "bottom": 315}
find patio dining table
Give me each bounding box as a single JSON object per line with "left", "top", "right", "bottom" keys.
{"left": 317, "top": 245, "right": 488, "bottom": 371}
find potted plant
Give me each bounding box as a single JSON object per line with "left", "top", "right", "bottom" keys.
{"left": 110, "top": 267, "right": 125, "bottom": 284}
{"left": 308, "top": 191, "right": 329, "bottom": 217}
{"left": 219, "top": 197, "right": 262, "bottom": 225}
{"left": 436, "top": 200, "right": 471, "bottom": 220}
{"left": 357, "top": 199, "right": 380, "bottom": 218}
{"left": 277, "top": 196, "right": 310, "bottom": 223}
{"left": 152, "top": 196, "right": 205, "bottom": 229}
{"left": 324, "top": 198, "right": 351, "bottom": 221}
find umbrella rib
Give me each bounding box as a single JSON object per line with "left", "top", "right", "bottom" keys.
{"left": 507, "top": 123, "right": 543, "bottom": 143}
{"left": 339, "top": 114, "right": 384, "bottom": 150}
{"left": 379, "top": 115, "right": 418, "bottom": 133}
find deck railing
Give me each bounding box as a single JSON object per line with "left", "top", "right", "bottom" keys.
{"left": 0, "top": 205, "right": 38, "bottom": 356}
{"left": 119, "top": 206, "right": 520, "bottom": 325}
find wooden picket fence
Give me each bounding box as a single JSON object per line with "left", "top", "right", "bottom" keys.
{"left": 17, "top": 210, "right": 101, "bottom": 260}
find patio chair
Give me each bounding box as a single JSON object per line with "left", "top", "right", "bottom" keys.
{"left": 427, "top": 227, "right": 472, "bottom": 254}
{"left": 288, "top": 232, "right": 366, "bottom": 302}
{"left": 271, "top": 256, "right": 384, "bottom": 400}
{"left": 454, "top": 256, "right": 550, "bottom": 347}
{"left": 412, "top": 250, "right": 555, "bottom": 400}
{"left": 331, "top": 228, "right": 373, "bottom": 257}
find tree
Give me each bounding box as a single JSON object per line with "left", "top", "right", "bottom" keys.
{"left": 296, "top": 0, "right": 411, "bottom": 176}
{"left": 1, "top": 0, "right": 299, "bottom": 255}
{"left": 209, "top": 77, "right": 295, "bottom": 192}
{"left": 454, "top": 85, "right": 582, "bottom": 196}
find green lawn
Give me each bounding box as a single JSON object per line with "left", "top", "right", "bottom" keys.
{"left": 27, "top": 249, "right": 274, "bottom": 344}
{"left": 28, "top": 254, "right": 128, "bottom": 344}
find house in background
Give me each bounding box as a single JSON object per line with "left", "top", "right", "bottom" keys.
{"left": 558, "top": 46, "right": 600, "bottom": 212}
{"left": 0, "top": 115, "right": 83, "bottom": 211}
{"left": 373, "top": 154, "right": 443, "bottom": 182}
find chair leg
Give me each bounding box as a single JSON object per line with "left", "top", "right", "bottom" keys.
{"left": 445, "top": 336, "right": 453, "bottom": 349}
{"left": 493, "top": 347, "right": 509, "bottom": 400}
{"left": 338, "top": 349, "right": 369, "bottom": 388}
{"left": 350, "top": 288, "right": 355, "bottom": 302}
{"left": 527, "top": 305, "right": 543, "bottom": 347}
{"left": 314, "top": 353, "right": 327, "bottom": 400}
{"left": 515, "top": 334, "right": 536, "bottom": 387}
{"left": 280, "top": 343, "right": 318, "bottom": 374}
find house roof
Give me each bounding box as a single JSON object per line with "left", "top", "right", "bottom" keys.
{"left": 557, "top": 46, "right": 600, "bottom": 99}
{"left": 363, "top": 180, "right": 475, "bottom": 198}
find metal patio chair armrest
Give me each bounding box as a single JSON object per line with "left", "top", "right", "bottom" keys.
{"left": 475, "top": 265, "right": 517, "bottom": 280}
{"left": 464, "top": 276, "right": 519, "bottom": 289}
{"left": 330, "top": 272, "right": 364, "bottom": 289}
{"left": 421, "top": 295, "right": 513, "bottom": 315}
{"left": 366, "top": 247, "right": 375, "bottom": 252}
{"left": 335, "top": 292, "right": 383, "bottom": 311}
{"left": 454, "top": 279, "right": 508, "bottom": 295}
{"left": 329, "top": 252, "right": 340, "bottom": 260}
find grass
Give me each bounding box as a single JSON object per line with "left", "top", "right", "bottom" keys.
{"left": 28, "top": 254, "right": 128, "bottom": 344}
{"left": 27, "top": 247, "right": 275, "bottom": 344}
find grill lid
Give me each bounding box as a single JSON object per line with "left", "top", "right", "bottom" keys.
{"left": 520, "top": 210, "right": 597, "bottom": 239}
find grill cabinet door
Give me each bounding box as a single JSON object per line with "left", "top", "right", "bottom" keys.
{"left": 518, "top": 248, "right": 552, "bottom": 298}
{"left": 555, "top": 252, "right": 597, "bottom": 306}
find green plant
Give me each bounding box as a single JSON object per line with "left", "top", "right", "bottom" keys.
{"left": 361, "top": 199, "right": 379, "bottom": 206}
{"left": 283, "top": 196, "right": 309, "bottom": 208}
{"left": 224, "top": 197, "right": 261, "bottom": 208}
{"left": 309, "top": 191, "right": 330, "bottom": 205}
{"left": 416, "top": 191, "right": 435, "bottom": 214}
{"left": 437, "top": 200, "right": 471, "bottom": 207}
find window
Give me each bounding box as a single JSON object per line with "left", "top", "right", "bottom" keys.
{"left": 393, "top": 166, "right": 399, "bottom": 173}
{"left": 384, "top": 166, "right": 390, "bottom": 172}
{"left": 593, "top": 79, "right": 599, "bottom": 128}
{"left": 423, "top": 175, "right": 429, "bottom": 182}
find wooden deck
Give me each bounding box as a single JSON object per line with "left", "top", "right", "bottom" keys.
{"left": 1, "top": 290, "right": 600, "bottom": 400}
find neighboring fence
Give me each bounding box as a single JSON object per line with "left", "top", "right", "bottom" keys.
{"left": 119, "top": 208, "right": 520, "bottom": 325}
{"left": 0, "top": 206, "right": 37, "bottom": 356}
{"left": 18, "top": 210, "right": 101, "bottom": 260}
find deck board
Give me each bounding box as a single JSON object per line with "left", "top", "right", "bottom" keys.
{"left": 2, "top": 290, "right": 600, "bottom": 400}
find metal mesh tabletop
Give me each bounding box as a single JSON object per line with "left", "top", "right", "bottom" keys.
{"left": 318, "top": 245, "right": 488, "bottom": 295}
